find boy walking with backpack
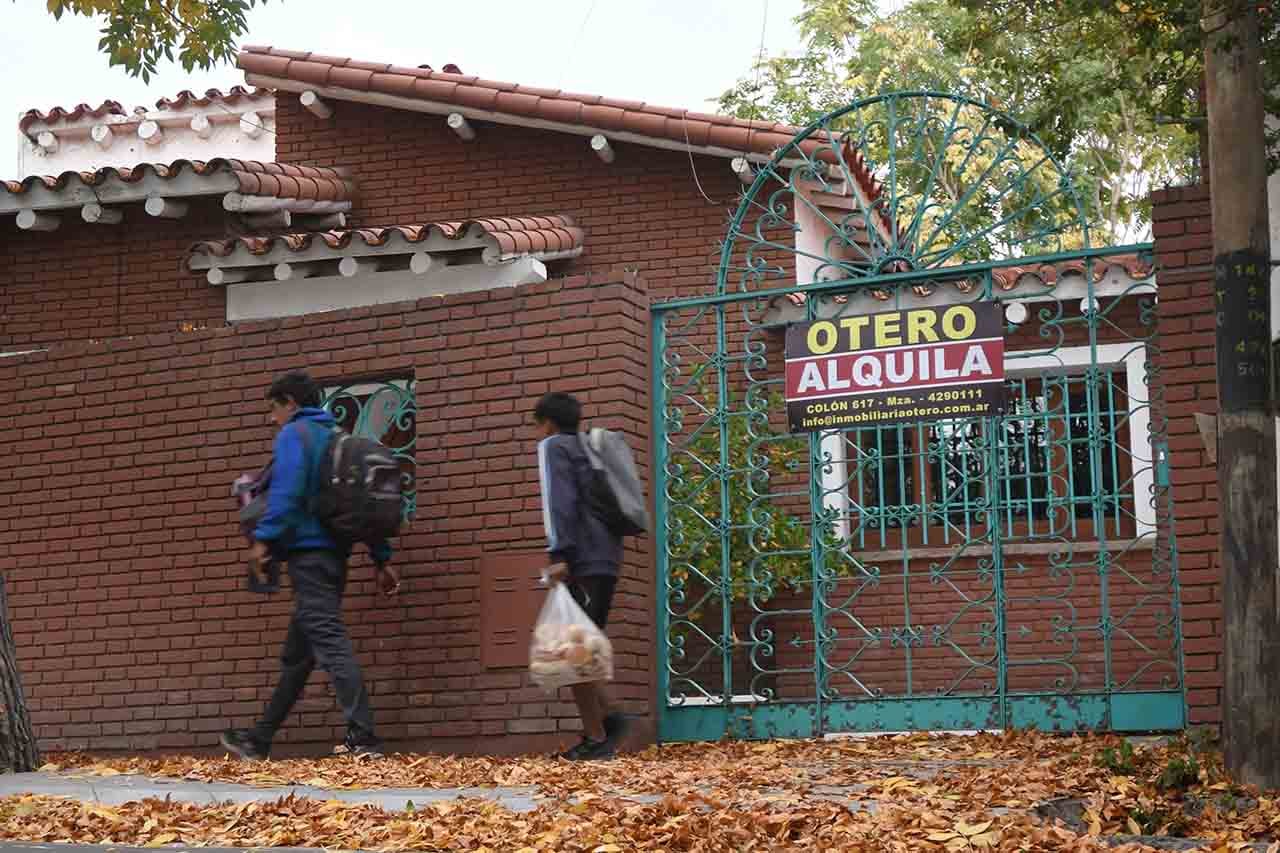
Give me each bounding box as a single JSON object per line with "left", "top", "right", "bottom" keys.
{"left": 534, "top": 392, "right": 641, "bottom": 760}
{"left": 221, "top": 370, "right": 399, "bottom": 760}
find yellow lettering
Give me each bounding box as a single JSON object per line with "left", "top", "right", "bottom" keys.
{"left": 941, "top": 306, "right": 976, "bottom": 340}
{"left": 839, "top": 316, "right": 870, "bottom": 351}
{"left": 874, "top": 313, "right": 902, "bottom": 348}
{"left": 906, "top": 310, "right": 939, "bottom": 345}
{"left": 807, "top": 321, "right": 838, "bottom": 355}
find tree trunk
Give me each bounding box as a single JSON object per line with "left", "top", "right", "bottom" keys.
{"left": 0, "top": 571, "right": 38, "bottom": 773}
{"left": 1204, "top": 0, "right": 1280, "bottom": 789}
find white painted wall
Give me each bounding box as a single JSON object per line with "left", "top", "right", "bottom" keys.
{"left": 223, "top": 258, "right": 549, "bottom": 322}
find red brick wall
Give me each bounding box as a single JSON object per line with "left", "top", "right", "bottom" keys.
{"left": 0, "top": 203, "right": 228, "bottom": 351}
{"left": 273, "top": 96, "right": 742, "bottom": 304}
{"left": 1150, "top": 183, "right": 1220, "bottom": 726}
{"left": 0, "top": 268, "right": 652, "bottom": 754}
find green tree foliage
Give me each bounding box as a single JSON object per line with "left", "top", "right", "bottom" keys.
{"left": 39, "top": 0, "right": 266, "bottom": 81}
{"left": 953, "top": 0, "right": 1280, "bottom": 167}
{"left": 667, "top": 385, "right": 813, "bottom": 606}
{"left": 719, "top": 0, "right": 1199, "bottom": 243}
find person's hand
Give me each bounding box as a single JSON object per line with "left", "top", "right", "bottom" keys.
{"left": 377, "top": 564, "right": 401, "bottom": 596}
{"left": 251, "top": 541, "right": 270, "bottom": 565}
{"left": 544, "top": 563, "right": 569, "bottom": 584}
{"left": 249, "top": 541, "right": 271, "bottom": 585}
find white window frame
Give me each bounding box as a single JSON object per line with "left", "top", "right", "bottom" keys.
{"left": 818, "top": 341, "right": 1156, "bottom": 541}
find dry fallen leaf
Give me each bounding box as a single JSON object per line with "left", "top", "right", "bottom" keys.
{"left": 6, "top": 732, "right": 1256, "bottom": 851}
{"left": 956, "top": 818, "right": 992, "bottom": 837}
{"left": 970, "top": 830, "right": 999, "bottom": 848}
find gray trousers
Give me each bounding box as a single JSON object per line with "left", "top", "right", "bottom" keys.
{"left": 253, "top": 549, "right": 376, "bottom": 744}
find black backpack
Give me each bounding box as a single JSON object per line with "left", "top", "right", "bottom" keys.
{"left": 303, "top": 427, "right": 404, "bottom": 545}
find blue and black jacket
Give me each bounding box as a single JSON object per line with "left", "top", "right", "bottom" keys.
{"left": 254, "top": 407, "right": 393, "bottom": 565}
{"left": 538, "top": 431, "right": 622, "bottom": 578}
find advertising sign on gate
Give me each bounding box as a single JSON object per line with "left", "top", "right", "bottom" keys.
{"left": 784, "top": 302, "right": 1006, "bottom": 433}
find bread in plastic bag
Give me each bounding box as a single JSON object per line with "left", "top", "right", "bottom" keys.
{"left": 529, "top": 582, "right": 613, "bottom": 690}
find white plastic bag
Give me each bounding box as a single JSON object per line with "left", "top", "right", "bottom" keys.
{"left": 529, "top": 583, "right": 614, "bottom": 691}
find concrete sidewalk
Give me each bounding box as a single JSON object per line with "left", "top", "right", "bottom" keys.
{"left": 0, "top": 771, "right": 541, "bottom": 813}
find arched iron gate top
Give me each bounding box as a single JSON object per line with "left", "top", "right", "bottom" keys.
{"left": 716, "top": 90, "right": 1093, "bottom": 298}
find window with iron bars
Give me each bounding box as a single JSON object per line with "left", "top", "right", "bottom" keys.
{"left": 826, "top": 344, "right": 1152, "bottom": 549}
{"left": 320, "top": 377, "right": 417, "bottom": 522}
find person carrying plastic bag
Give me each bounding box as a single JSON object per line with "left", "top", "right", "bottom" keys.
{"left": 530, "top": 392, "right": 635, "bottom": 760}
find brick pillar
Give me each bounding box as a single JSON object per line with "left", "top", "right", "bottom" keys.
{"left": 1151, "top": 183, "right": 1222, "bottom": 726}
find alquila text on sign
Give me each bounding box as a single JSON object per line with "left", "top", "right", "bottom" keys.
{"left": 784, "top": 302, "right": 1006, "bottom": 433}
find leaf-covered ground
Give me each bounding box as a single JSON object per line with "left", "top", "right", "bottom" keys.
{"left": 0, "top": 732, "right": 1273, "bottom": 851}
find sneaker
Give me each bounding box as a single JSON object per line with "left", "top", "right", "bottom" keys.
{"left": 603, "top": 712, "right": 631, "bottom": 749}
{"left": 220, "top": 729, "right": 269, "bottom": 761}
{"left": 560, "top": 737, "right": 615, "bottom": 761}
{"left": 333, "top": 733, "right": 384, "bottom": 759}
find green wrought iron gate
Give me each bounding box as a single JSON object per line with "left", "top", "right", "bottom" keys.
{"left": 652, "top": 93, "right": 1184, "bottom": 741}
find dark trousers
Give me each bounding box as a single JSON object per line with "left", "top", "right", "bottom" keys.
{"left": 252, "top": 550, "right": 377, "bottom": 744}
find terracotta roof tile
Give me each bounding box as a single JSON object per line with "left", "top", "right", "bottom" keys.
{"left": 707, "top": 122, "right": 749, "bottom": 149}
{"left": 288, "top": 60, "right": 336, "bottom": 87}
{"left": 349, "top": 59, "right": 397, "bottom": 73}
{"left": 2, "top": 158, "right": 356, "bottom": 204}
{"left": 239, "top": 51, "right": 293, "bottom": 78}
{"left": 235, "top": 45, "right": 808, "bottom": 159}
{"left": 386, "top": 64, "right": 426, "bottom": 78}
{"left": 472, "top": 77, "right": 519, "bottom": 93}
{"left": 580, "top": 104, "right": 627, "bottom": 132}
{"left": 188, "top": 213, "right": 584, "bottom": 267}
{"left": 330, "top": 66, "right": 375, "bottom": 91}
{"left": 411, "top": 78, "right": 461, "bottom": 102}
{"left": 990, "top": 255, "right": 1154, "bottom": 289}
{"left": 233, "top": 46, "right": 892, "bottom": 234}
{"left": 259, "top": 46, "right": 312, "bottom": 60}
{"left": 623, "top": 111, "right": 668, "bottom": 139}
{"left": 305, "top": 53, "right": 351, "bottom": 68}
{"left": 600, "top": 97, "right": 646, "bottom": 112}
{"left": 452, "top": 85, "right": 501, "bottom": 112}
{"left": 783, "top": 253, "right": 1154, "bottom": 307}
{"left": 19, "top": 100, "right": 126, "bottom": 133}
{"left": 372, "top": 73, "right": 418, "bottom": 98}
{"left": 515, "top": 84, "right": 565, "bottom": 100}
{"left": 679, "top": 118, "right": 712, "bottom": 148}
{"left": 538, "top": 98, "right": 586, "bottom": 125}
{"left": 494, "top": 91, "right": 545, "bottom": 119}
{"left": 153, "top": 86, "right": 271, "bottom": 111}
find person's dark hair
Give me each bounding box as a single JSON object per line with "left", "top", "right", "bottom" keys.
{"left": 266, "top": 370, "right": 322, "bottom": 408}
{"left": 534, "top": 392, "right": 582, "bottom": 432}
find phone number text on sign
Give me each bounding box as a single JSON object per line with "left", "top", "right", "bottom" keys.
{"left": 784, "top": 302, "right": 1007, "bottom": 433}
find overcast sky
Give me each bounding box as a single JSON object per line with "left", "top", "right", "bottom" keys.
{"left": 1, "top": 0, "right": 810, "bottom": 177}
